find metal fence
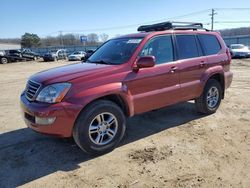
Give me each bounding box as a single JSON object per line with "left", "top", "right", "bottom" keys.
{"left": 7, "top": 35, "right": 250, "bottom": 55}
{"left": 223, "top": 35, "right": 250, "bottom": 47}
{"left": 30, "top": 45, "right": 99, "bottom": 55}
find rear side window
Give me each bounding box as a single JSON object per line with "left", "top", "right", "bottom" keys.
{"left": 198, "top": 34, "right": 221, "bottom": 55}
{"left": 176, "top": 35, "right": 199, "bottom": 59}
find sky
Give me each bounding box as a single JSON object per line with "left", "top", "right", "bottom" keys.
{"left": 1, "top": 0, "right": 250, "bottom": 39}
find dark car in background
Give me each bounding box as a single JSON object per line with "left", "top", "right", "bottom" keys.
{"left": 43, "top": 49, "right": 68, "bottom": 61}
{"left": 0, "top": 49, "right": 40, "bottom": 64}
{"left": 21, "top": 49, "right": 41, "bottom": 60}
{"left": 8, "top": 49, "right": 40, "bottom": 60}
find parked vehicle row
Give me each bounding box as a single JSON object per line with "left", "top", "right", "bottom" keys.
{"left": 0, "top": 49, "right": 41, "bottom": 64}
{"left": 43, "top": 49, "right": 94, "bottom": 62}
{"left": 0, "top": 47, "right": 96, "bottom": 64}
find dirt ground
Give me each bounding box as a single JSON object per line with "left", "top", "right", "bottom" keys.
{"left": 0, "top": 59, "right": 249, "bottom": 188}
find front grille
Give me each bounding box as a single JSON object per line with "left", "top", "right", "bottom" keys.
{"left": 25, "top": 80, "right": 41, "bottom": 101}
{"left": 24, "top": 112, "right": 35, "bottom": 123}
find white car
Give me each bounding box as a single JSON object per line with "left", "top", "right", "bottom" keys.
{"left": 230, "top": 44, "right": 250, "bottom": 58}
{"left": 68, "top": 51, "right": 86, "bottom": 61}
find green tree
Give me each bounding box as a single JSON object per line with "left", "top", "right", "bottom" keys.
{"left": 21, "top": 33, "right": 41, "bottom": 48}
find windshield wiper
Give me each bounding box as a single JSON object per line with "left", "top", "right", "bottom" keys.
{"left": 87, "top": 59, "right": 114, "bottom": 65}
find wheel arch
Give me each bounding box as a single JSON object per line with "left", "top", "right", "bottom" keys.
{"left": 205, "top": 73, "right": 225, "bottom": 99}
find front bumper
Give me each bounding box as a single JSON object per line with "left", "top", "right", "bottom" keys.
{"left": 232, "top": 52, "right": 250, "bottom": 58}
{"left": 43, "top": 56, "right": 55, "bottom": 61}
{"left": 20, "top": 93, "right": 82, "bottom": 137}
{"left": 68, "top": 56, "right": 81, "bottom": 61}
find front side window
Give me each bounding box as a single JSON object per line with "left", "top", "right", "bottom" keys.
{"left": 140, "top": 35, "right": 174, "bottom": 64}
{"left": 176, "top": 35, "right": 199, "bottom": 59}
{"left": 88, "top": 38, "right": 143, "bottom": 65}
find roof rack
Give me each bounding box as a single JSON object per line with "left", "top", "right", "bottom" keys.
{"left": 137, "top": 21, "right": 209, "bottom": 32}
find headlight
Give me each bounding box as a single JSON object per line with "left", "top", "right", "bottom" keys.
{"left": 36, "top": 83, "right": 71, "bottom": 103}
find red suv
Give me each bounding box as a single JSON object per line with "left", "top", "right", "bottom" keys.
{"left": 20, "top": 22, "right": 233, "bottom": 154}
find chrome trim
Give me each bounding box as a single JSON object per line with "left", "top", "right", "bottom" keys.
{"left": 25, "top": 80, "right": 41, "bottom": 101}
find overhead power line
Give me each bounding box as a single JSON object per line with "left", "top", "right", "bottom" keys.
{"left": 215, "top": 21, "right": 250, "bottom": 23}
{"left": 41, "top": 9, "right": 210, "bottom": 36}
{"left": 40, "top": 8, "right": 250, "bottom": 37}
{"left": 214, "top": 8, "right": 250, "bottom": 10}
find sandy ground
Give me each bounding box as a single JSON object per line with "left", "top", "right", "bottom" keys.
{"left": 0, "top": 59, "right": 249, "bottom": 188}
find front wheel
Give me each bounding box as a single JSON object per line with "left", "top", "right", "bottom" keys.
{"left": 73, "top": 100, "right": 126, "bottom": 155}
{"left": 195, "top": 79, "right": 222, "bottom": 114}
{"left": 0, "top": 57, "right": 8, "bottom": 64}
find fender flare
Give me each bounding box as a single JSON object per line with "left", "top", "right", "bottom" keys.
{"left": 72, "top": 82, "right": 134, "bottom": 117}
{"left": 199, "top": 65, "right": 225, "bottom": 97}
{"left": 201, "top": 65, "right": 224, "bottom": 85}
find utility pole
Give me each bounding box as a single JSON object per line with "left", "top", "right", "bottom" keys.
{"left": 210, "top": 9, "right": 217, "bottom": 31}
{"left": 59, "top": 31, "right": 63, "bottom": 46}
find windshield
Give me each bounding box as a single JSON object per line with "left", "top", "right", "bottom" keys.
{"left": 49, "top": 50, "right": 58, "bottom": 53}
{"left": 88, "top": 38, "right": 143, "bottom": 65}
{"left": 73, "top": 52, "right": 81, "bottom": 55}
{"left": 231, "top": 45, "right": 245, "bottom": 49}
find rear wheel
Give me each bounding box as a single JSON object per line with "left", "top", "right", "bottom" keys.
{"left": 1, "top": 57, "right": 8, "bottom": 64}
{"left": 73, "top": 100, "right": 126, "bottom": 155}
{"left": 195, "top": 79, "right": 222, "bottom": 114}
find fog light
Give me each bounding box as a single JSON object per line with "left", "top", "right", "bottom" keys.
{"left": 35, "top": 117, "right": 56, "bottom": 125}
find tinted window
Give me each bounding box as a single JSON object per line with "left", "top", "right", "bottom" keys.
{"left": 176, "top": 35, "right": 199, "bottom": 59}
{"left": 198, "top": 34, "right": 221, "bottom": 55}
{"left": 140, "top": 35, "right": 173, "bottom": 64}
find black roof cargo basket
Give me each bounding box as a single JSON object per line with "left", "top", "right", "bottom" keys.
{"left": 137, "top": 21, "right": 208, "bottom": 32}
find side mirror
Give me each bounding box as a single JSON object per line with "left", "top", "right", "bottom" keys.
{"left": 83, "top": 50, "right": 95, "bottom": 62}
{"left": 133, "top": 56, "right": 155, "bottom": 71}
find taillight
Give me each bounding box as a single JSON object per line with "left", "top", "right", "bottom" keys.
{"left": 226, "top": 48, "right": 232, "bottom": 63}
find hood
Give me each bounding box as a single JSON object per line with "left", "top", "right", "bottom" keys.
{"left": 69, "top": 54, "right": 80, "bottom": 57}
{"left": 44, "top": 52, "right": 56, "bottom": 56}
{"left": 231, "top": 47, "right": 250, "bottom": 53}
{"left": 30, "top": 62, "right": 115, "bottom": 84}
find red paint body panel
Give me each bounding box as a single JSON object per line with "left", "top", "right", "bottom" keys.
{"left": 20, "top": 30, "right": 233, "bottom": 137}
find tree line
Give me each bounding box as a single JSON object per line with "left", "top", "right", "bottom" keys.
{"left": 0, "top": 32, "right": 109, "bottom": 48}
{"left": 219, "top": 27, "right": 250, "bottom": 37}
{"left": 1, "top": 27, "right": 250, "bottom": 48}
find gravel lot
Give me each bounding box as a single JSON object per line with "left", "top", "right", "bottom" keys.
{"left": 0, "top": 59, "right": 249, "bottom": 188}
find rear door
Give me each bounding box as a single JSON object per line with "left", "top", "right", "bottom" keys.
{"left": 174, "top": 34, "right": 207, "bottom": 101}
{"left": 197, "top": 34, "right": 224, "bottom": 65}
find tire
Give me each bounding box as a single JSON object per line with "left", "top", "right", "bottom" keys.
{"left": 1, "top": 57, "right": 8, "bottom": 64}
{"left": 195, "top": 79, "right": 222, "bottom": 114}
{"left": 73, "top": 100, "right": 126, "bottom": 155}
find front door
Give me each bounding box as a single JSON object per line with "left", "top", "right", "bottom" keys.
{"left": 124, "top": 35, "right": 181, "bottom": 114}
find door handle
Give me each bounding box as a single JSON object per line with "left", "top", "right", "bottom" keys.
{"left": 170, "top": 66, "right": 178, "bottom": 73}
{"left": 200, "top": 61, "right": 207, "bottom": 67}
